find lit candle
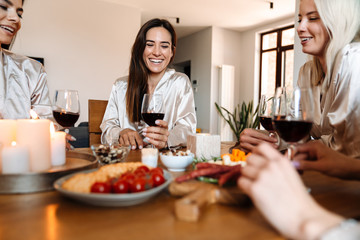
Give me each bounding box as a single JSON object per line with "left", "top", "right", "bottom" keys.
{"left": 0, "top": 120, "right": 16, "bottom": 146}
{"left": 50, "top": 122, "right": 66, "bottom": 166}
{"left": 16, "top": 116, "right": 51, "bottom": 172}
{"left": 2, "top": 141, "right": 30, "bottom": 174}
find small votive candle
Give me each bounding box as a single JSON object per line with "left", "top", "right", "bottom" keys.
{"left": 141, "top": 148, "right": 158, "bottom": 168}
{"left": 2, "top": 141, "right": 30, "bottom": 174}
{"left": 50, "top": 122, "right": 66, "bottom": 166}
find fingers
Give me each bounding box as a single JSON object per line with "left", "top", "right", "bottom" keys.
{"left": 66, "top": 141, "right": 74, "bottom": 150}
{"left": 239, "top": 129, "right": 278, "bottom": 152}
{"left": 66, "top": 133, "right": 76, "bottom": 142}
{"left": 155, "top": 120, "right": 168, "bottom": 129}
{"left": 119, "top": 129, "right": 143, "bottom": 149}
{"left": 295, "top": 141, "right": 324, "bottom": 159}
{"left": 142, "top": 123, "right": 169, "bottom": 149}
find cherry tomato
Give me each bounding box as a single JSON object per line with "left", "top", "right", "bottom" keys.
{"left": 152, "top": 173, "right": 165, "bottom": 187}
{"left": 134, "top": 169, "right": 147, "bottom": 178}
{"left": 149, "top": 167, "right": 163, "bottom": 176}
{"left": 112, "top": 179, "right": 129, "bottom": 194}
{"left": 130, "top": 177, "right": 146, "bottom": 193}
{"left": 90, "top": 181, "right": 112, "bottom": 193}
{"left": 144, "top": 175, "right": 154, "bottom": 189}
{"left": 136, "top": 165, "right": 150, "bottom": 173}
{"left": 121, "top": 172, "right": 136, "bottom": 185}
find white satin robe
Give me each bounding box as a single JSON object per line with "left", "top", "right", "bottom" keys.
{"left": 0, "top": 49, "right": 51, "bottom": 119}
{"left": 100, "top": 68, "right": 197, "bottom": 147}
{"left": 298, "top": 42, "right": 360, "bottom": 158}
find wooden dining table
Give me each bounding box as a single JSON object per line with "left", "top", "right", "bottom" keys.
{"left": 1, "top": 143, "right": 360, "bottom": 240}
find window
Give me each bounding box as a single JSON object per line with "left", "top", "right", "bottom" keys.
{"left": 259, "top": 25, "right": 295, "bottom": 98}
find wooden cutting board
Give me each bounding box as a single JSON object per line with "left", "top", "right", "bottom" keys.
{"left": 169, "top": 180, "right": 250, "bottom": 222}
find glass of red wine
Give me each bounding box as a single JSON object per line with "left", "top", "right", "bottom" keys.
{"left": 259, "top": 94, "right": 276, "bottom": 137}
{"left": 52, "top": 90, "right": 80, "bottom": 133}
{"left": 141, "top": 93, "right": 164, "bottom": 147}
{"left": 272, "top": 87, "right": 314, "bottom": 160}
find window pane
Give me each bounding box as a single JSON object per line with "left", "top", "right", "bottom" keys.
{"left": 261, "top": 50, "right": 276, "bottom": 97}
{"left": 281, "top": 28, "right": 294, "bottom": 46}
{"left": 262, "top": 32, "right": 277, "bottom": 50}
{"left": 282, "top": 49, "right": 294, "bottom": 92}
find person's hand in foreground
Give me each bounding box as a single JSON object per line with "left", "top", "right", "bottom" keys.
{"left": 293, "top": 141, "right": 360, "bottom": 180}
{"left": 119, "top": 129, "right": 144, "bottom": 150}
{"left": 238, "top": 143, "right": 343, "bottom": 240}
{"left": 142, "top": 120, "right": 169, "bottom": 149}
{"left": 238, "top": 128, "right": 278, "bottom": 153}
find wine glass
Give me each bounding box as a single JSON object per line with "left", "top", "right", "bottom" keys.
{"left": 259, "top": 94, "right": 276, "bottom": 137}
{"left": 141, "top": 93, "right": 164, "bottom": 147}
{"left": 31, "top": 104, "right": 53, "bottom": 120}
{"left": 272, "top": 87, "right": 314, "bottom": 160}
{"left": 52, "top": 90, "right": 80, "bottom": 133}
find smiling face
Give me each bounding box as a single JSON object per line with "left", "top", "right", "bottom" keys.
{"left": 297, "top": 0, "right": 330, "bottom": 58}
{"left": 0, "top": 0, "right": 23, "bottom": 46}
{"left": 143, "top": 27, "right": 173, "bottom": 78}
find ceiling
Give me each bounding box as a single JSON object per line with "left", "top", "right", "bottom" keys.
{"left": 102, "top": 0, "right": 296, "bottom": 38}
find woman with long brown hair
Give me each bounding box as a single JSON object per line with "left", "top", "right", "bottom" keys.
{"left": 101, "top": 18, "right": 196, "bottom": 150}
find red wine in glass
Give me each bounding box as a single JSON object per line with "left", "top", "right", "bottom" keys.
{"left": 141, "top": 113, "right": 165, "bottom": 126}
{"left": 53, "top": 110, "right": 80, "bottom": 127}
{"left": 273, "top": 119, "right": 312, "bottom": 143}
{"left": 141, "top": 93, "right": 164, "bottom": 148}
{"left": 259, "top": 116, "right": 275, "bottom": 132}
{"left": 53, "top": 90, "right": 80, "bottom": 132}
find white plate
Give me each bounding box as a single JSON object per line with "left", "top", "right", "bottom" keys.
{"left": 53, "top": 169, "right": 172, "bottom": 207}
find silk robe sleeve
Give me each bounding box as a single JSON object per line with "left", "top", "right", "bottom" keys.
{"left": 164, "top": 73, "right": 197, "bottom": 147}
{"left": 0, "top": 50, "right": 51, "bottom": 119}
{"left": 320, "top": 43, "right": 360, "bottom": 158}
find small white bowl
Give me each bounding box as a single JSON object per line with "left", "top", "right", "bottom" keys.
{"left": 160, "top": 152, "right": 194, "bottom": 172}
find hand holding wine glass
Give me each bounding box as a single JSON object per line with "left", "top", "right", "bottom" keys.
{"left": 141, "top": 93, "right": 168, "bottom": 148}
{"left": 272, "top": 87, "right": 314, "bottom": 160}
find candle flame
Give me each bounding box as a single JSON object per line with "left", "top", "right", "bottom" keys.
{"left": 11, "top": 141, "right": 16, "bottom": 147}
{"left": 50, "top": 122, "right": 55, "bottom": 134}
{"left": 30, "top": 109, "right": 39, "bottom": 119}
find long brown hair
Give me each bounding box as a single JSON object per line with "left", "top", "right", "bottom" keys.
{"left": 126, "top": 18, "right": 177, "bottom": 123}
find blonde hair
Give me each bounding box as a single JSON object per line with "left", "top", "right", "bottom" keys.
{"left": 310, "top": 0, "right": 360, "bottom": 90}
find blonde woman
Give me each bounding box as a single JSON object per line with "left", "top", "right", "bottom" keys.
{"left": 239, "top": 0, "right": 360, "bottom": 160}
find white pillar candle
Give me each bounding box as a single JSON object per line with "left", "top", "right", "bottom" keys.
{"left": 16, "top": 119, "right": 51, "bottom": 172}
{"left": 0, "top": 120, "right": 16, "bottom": 146}
{"left": 50, "top": 122, "right": 66, "bottom": 166}
{"left": 187, "top": 133, "right": 221, "bottom": 159}
{"left": 2, "top": 141, "right": 30, "bottom": 174}
{"left": 0, "top": 120, "right": 16, "bottom": 172}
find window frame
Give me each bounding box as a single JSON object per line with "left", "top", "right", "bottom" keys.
{"left": 259, "top": 25, "right": 295, "bottom": 98}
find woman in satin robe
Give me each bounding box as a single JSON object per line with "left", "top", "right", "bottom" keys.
{"left": 0, "top": 0, "right": 51, "bottom": 119}
{"left": 238, "top": 0, "right": 360, "bottom": 159}
{"left": 101, "top": 18, "right": 196, "bottom": 150}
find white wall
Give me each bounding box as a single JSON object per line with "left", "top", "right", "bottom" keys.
{"left": 174, "top": 27, "right": 243, "bottom": 134}
{"left": 211, "top": 27, "right": 242, "bottom": 136}
{"left": 12, "top": 0, "right": 141, "bottom": 124}
{"left": 173, "top": 28, "right": 212, "bottom": 133}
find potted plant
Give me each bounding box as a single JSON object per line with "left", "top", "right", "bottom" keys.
{"left": 215, "top": 100, "right": 259, "bottom": 149}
